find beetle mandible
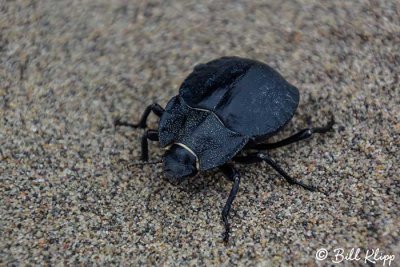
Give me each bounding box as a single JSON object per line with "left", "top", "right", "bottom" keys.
{"left": 115, "top": 57, "right": 334, "bottom": 242}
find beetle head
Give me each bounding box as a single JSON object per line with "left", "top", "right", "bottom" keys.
{"left": 162, "top": 144, "right": 198, "bottom": 184}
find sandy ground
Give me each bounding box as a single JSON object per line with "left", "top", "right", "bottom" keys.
{"left": 1, "top": 0, "right": 399, "bottom": 266}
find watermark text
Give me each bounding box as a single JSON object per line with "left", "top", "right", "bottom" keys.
{"left": 315, "top": 247, "right": 395, "bottom": 266}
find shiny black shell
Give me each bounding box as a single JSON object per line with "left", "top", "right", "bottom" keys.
{"left": 159, "top": 57, "right": 299, "bottom": 170}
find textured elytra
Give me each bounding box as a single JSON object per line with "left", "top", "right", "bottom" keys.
{"left": 159, "top": 57, "right": 300, "bottom": 170}
{"left": 179, "top": 57, "right": 299, "bottom": 138}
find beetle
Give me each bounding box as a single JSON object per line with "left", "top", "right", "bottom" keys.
{"left": 115, "top": 56, "right": 334, "bottom": 242}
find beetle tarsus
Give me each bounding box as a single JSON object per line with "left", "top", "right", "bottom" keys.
{"left": 140, "top": 129, "right": 159, "bottom": 161}
{"left": 222, "top": 212, "right": 230, "bottom": 243}
{"left": 313, "top": 116, "right": 335, "bottom": 134}
{"left": 286, "top": 178, "right": 317, "bottom": 192}
{"left": 219, "top": 164, "right": 241, "bottom": 244}
{"left": 114, "top": 118, "right": 142, "bottom": 129}
{"left": 114, "top": 103, "right": 165, "bottom": 129}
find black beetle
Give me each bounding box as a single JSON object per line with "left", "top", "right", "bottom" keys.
{"left": 115, "top": 57, "right": 334, "bottom": 242}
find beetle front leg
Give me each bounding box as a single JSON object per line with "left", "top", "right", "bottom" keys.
{"left": 114, "top": 103, "right": 164, "bottom": 129}
{"left": 141, "top": 129, "right": 159, "bottom": 161}
{"left": 219, "top": 164, "right": 241, "bottom": 243}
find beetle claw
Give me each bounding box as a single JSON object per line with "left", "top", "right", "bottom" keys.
{"left": 296, "top": 182, "right": 317, "bottom": 192}
{"left": 314, "top": 116, "right": 335, "bottom": 134}
{"left": 113, "top": 117, "right": 121, "bottom": 127}
{"left": 223, "top": 229, "right": 230, "bottom": 244}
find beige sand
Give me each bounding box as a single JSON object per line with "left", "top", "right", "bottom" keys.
{"left": 1, "top": 0, "right": 399, "bottom": 265}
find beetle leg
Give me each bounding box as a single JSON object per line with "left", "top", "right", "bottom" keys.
{"left": 234, "top": 153, "right": 317, "bottom": 191}
{"left": 219, "top": 164, "right": 241, "bottom": 243}
{"left": 114, "top": 103, "right": 164, "bottom": 129}
{"left": 140, "top": 129, "right": 159, "bottom": 161}
{"left": 247, "top": 117, "right": 334, "bottom": 150}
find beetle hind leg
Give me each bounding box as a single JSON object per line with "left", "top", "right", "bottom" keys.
{"left": 114, "top": 103, "right": 164, "bottom": 129}
{"left": 246, "top": 117, "right": 334, "bottom": 150}
{"left": 233, "top": 153, "right": 317, "bottom": 192}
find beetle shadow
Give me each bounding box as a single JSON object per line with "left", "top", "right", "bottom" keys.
{"left": 169, "top": 169, "right": 227, "bottom": 196}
